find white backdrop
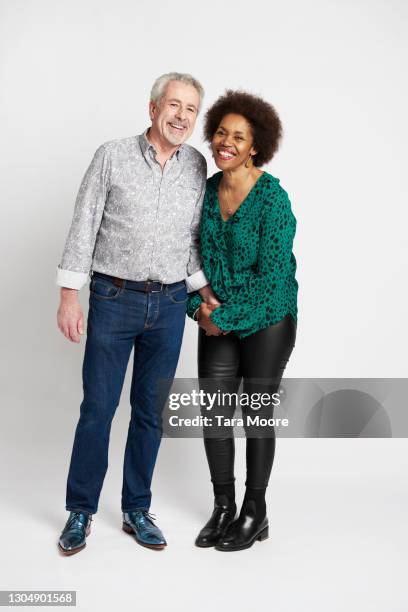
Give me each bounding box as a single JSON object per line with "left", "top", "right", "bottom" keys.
{"left": 1, "top": 1, "right": 407, "bottom": 611}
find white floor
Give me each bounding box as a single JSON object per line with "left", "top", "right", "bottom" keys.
{"left": 1, "top": 434, "right": 407, "bottom": 612}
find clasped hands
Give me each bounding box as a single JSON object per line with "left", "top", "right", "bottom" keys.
{"left": 197, "top": 285, "right": 230, "bottom": 337}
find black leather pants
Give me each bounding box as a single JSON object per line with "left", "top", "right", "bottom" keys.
{"left": 198, "top": 314, "right": 297, "bottom": 490}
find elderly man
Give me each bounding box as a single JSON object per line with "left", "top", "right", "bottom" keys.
{"left": 56, "top": 72, "right": 217, "bottom": 555}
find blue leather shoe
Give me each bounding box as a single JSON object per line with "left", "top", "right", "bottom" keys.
{"left": 58, "top": 511, "right": 92, "bottom": 555}
{"left": 122, "top": 510, "right": 167, "bottom": 550}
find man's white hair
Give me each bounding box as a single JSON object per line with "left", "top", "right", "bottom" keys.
{"left": 150, "top": 72, "right": 204, "bottom": 112}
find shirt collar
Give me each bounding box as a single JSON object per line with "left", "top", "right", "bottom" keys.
{"left": 138, "top": 128, "right": 184, "bottom": 161}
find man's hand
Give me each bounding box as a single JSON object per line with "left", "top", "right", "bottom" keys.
{"left": 57, "top": 288, "right": 84, "bottom": 343}
{"left": 198, "top": 284, "right": 221, "bottom": 307}
{"left": 197, "top": 303, "right": 225, "bottom": 336}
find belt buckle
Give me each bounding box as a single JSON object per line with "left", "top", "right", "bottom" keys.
{"left": 147, "top": 280, "right": 163, "bottom": 293}
{"left": 113, "top": 277, "right": 124, "bottom": 288}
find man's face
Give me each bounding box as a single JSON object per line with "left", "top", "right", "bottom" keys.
{"left": 149, "top": 80, "right": 200, "bottom": 147}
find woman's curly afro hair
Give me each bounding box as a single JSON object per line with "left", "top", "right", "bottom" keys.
{"left": 203, "top": 90, "right": 283, "bottom": 167}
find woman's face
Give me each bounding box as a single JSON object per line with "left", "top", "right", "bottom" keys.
{"left": 211, "top": 113, "right": 257, "bottom": 170}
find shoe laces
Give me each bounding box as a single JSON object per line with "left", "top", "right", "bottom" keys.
{"left": 140, "top": 510, "right": 157, "bottom": 523}
{"left": 131, "top": 509, "right": 157, "bottom": 528}
{"left": 66, "top": 512, "right": 92, "bottom": 532}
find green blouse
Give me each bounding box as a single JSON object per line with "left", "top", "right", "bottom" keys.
{"left": 186, "top": 171, "right": 298, "bottom": 339}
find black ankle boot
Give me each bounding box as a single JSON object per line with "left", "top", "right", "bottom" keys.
{"left": 195, "top": 494, "right": 237, "bottom": 548}
{"left": 215, "top": 499, "right": 268, "bottom": 552}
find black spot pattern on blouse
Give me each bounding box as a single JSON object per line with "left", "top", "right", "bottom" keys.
{"left": 187, "top": 171, "right": 298, "bottom": 338}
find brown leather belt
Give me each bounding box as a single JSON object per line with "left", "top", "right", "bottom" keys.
{"left": 92, "top": 271, "right": 183, "bottom": 293}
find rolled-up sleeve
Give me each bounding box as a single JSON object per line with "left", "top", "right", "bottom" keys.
{"left": 56, "top": 144, "right": 110, "bottom": 290}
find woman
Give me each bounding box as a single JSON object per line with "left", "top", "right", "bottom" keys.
{"left": 187, "top": 90, "right": 298, "bottom": 552}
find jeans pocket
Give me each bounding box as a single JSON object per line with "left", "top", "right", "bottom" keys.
{"left": 90, "top": 277, "right": 123, "bottom": 300}
{"left": 166, "top": 285, "right": 188, "bottom": 304}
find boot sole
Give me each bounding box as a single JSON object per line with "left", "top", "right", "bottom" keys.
{"left": 58, "top": 525, "right": 91, "bottom": 556}
{"left": 122, "top": 522, "right": 166, "bottom": 550}
{"left": 215, "top": 525, "right": 269, "bottom": 552}
{"left": 195, "top": 540, "right": 218, "bottom": 548}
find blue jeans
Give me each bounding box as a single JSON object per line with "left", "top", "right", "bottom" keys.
{"left": 65, "top": 272, "right": 187, "bottom": 514}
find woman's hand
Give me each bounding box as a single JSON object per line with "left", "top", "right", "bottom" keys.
{"left": 197, "top": 303, "right": 224, "bottom": 336}
{"left": 198, "top": 284, "right": 221, "bottom": 307}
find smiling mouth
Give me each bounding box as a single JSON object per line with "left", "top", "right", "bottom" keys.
{"left": 217, "top": 148, "right": 236, "bottom": 160}
{"left": 168, "top": 122, "right": 186, "bottom": 132}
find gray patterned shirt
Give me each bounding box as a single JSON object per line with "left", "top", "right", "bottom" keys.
{"left": 56, "top": 129, "right": 208, "bottom": 292}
